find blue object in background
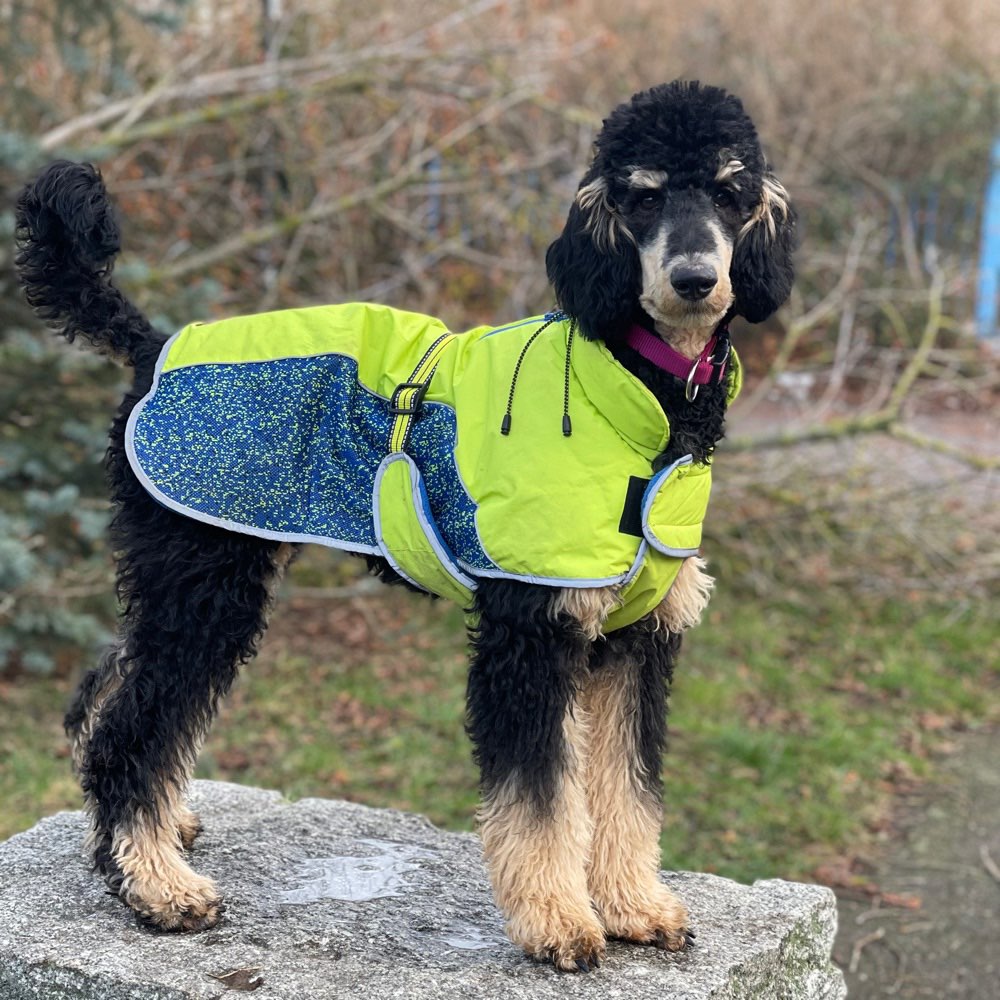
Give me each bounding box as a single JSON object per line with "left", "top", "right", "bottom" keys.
{"left": 976, "top": 138, "right": 1000, "bottom": 342}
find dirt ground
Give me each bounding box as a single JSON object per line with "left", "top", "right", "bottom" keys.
{"left": 833, "top": 728, "right": 1000, "bottom": 998}
{"left": 735, "top": 395, "right": 999, "bottom": 998}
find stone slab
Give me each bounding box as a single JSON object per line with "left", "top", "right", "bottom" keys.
{"left": 0, "top": 780, "right": 846, "bottom": 999}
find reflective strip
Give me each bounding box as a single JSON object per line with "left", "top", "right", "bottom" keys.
{"left": 388, "top": 333, "right": 456, "bottom": 454}
{"left": 640, "top": 454, "right": 707, "bottom": 557}
{"left": 373, "top": 453, "right": 477, "bottom": 601}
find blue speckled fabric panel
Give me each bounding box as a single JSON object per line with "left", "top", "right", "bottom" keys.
{"left": 130, "top": 353, "right": 496, "bottom": 568}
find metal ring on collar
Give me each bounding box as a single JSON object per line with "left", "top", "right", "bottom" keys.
{"left": 685, "top": 362, "right": 700, "bottom": 402}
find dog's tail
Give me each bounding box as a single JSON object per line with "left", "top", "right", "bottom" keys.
{"left": 15, "top": 160, "right": 166, "bottom": 365}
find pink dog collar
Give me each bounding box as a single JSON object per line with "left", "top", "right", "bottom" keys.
{"left": 625, "top": 324, "right": 730, "bottom": 400}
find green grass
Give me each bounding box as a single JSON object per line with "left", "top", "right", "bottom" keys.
{"left": 200, "top": 594, "right": 480, "bottom": 827}
{"left": 659, "top": 592, "right": 998, "bottom": 880}
{"left": 1, "top": 573, "right": 996, "bottom": 886}
{"left": 0, "top": 676, "right": 82, "bottom": 837}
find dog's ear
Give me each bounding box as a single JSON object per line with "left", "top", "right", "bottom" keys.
{"left": 730, "top": 172, "right": 797, "bottom": 323}
{"left": 545, "top": 171, "right": 639, "bottom": 341}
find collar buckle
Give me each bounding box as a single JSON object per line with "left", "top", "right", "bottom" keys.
{"left": 709, "top": 334, "right": 731, "bottom": 383}
{"left": 710, "top": 336, "right": 731, "bottom": 369}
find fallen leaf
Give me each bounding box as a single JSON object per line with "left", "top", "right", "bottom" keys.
{"left": 206, "top": 968, "right": 264, "bottom": 992}
{"left": 878, "top": 892, "right": 922, "bottom": 910}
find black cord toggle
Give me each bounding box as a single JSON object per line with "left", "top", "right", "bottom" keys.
{"left": 498, "top": 313, "right": 576, "bottom": 438}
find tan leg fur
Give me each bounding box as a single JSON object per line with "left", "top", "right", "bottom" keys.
{"left": 654, "top": 555, "right": 714, "bottom": 633}
{"left": 550, "top": 585, "right": 620, "bottom": 641}
{"left": 175, "top": 804, "right": 203, "bottom": 851}
{"left": 113, "top": 800, "right": 222, "bottom": 931}
{"left": 478, "top": 707, "right": 605, "bottom": 970}
{"left": 580, "top": 661, "right": 690, "bottom": 950}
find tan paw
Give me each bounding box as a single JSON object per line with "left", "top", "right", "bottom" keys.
{"left": 509, "top": 907, "right": 607, "bottom": 972}
{"left": 533, "top": 926, "right": 607, "bottom": 973}
{"left": 176, "top": 808, "right": 203, "bottom": 851}
{"left": 600, "top": 884, "right": 693, "bottom": 952}
{"left": 124, "top": 870, "right": 223, "bottom": 933}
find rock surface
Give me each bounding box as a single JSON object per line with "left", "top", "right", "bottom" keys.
{"left": 0, "top": 780, "right": 846, "bottom": 999}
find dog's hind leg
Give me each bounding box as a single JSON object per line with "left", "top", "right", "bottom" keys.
{"left": 66, "top": 641, "right": 127, "bottom": 777}
{"left": 581, "top": 622, "right": 691, "bottom": 950}
{"left": 77, "top": 496, "right": 293, "bottom": 931}
{"left": 68, "top": 642, "right": 209, "bottom": 855}
{"left": 466, "top": 581, "right": 605, "bottom": 972}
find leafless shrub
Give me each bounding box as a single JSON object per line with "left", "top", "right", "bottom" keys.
{"left": 3, "top": 0, "right": 997, "bottom": 606}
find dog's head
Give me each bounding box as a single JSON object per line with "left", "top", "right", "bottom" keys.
{"left": 546, "top": 81, "right": 796, "bottom": 344}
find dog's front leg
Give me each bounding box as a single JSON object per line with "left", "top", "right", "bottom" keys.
{"left": 581, "top": 622, "right": 692, "bottom": 950}
{"left": 466, "top": 582, "right": 604, "bottom": 971}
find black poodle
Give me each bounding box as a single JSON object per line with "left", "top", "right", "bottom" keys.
{"left": 15, "top": 80, "right": 795, "bottom": 971}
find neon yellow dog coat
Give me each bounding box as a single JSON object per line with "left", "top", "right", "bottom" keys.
{"left": 126, "top": 304, "right": 741, "bottom": 632}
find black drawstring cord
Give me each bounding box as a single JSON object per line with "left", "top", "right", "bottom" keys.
{"left": 500, "top": 315, "right": 558, "bottom": 435}
{"left": 562, "top": 319, "right": 576, "bottom": 436}
{"left": 499, "top": 312, "right": 575, "bottom": 437}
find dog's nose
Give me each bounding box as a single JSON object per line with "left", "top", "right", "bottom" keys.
{"left": 671, "top": 266, "right": 717, "bottom": 301}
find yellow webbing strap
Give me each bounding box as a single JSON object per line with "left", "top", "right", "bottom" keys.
{"left": 388, "top": 333, "right": 456, "bottom": 454}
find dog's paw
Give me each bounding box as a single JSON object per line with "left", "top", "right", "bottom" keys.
{"left": 176, "top": 808, "right": 203, "bottom": 851}
{"left": 136, "top": 895, "right": 225, "bottom": 934}
{"left": 508, "top": 906, "right": 606, "bottom": 972}
{"left": 600, "top": 883, "right": 692, "bottom": 952}
{"left": 531, "top": 926, "right": 606, "bottom": 973}
{"left": 122, "top": 869, "right": 223, "bottom": 933}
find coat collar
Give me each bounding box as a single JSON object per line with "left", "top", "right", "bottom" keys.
{"left": 568, "top": 326, "right": 670, "bottom": 462}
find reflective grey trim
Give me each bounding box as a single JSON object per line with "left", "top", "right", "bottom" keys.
{"left": 620, "top": 538, "right": 650, "bottom": 585}
{"left": 640, "top": 453, "right": 701, "bottom": 558}
{"left": 158, "top": 347, "right": 361, "bottom": 374}
{"left": 643, "top": 538, "right": 700, "bottom": 558}
{"left": 373, "top": 453, "right": 477, "bottom": 594}
{"left": 456, "top": 534, "right": 648, "bottom": 589}
{"left": 124, "top": 332, "right": 380, "bottom": 555}
{"left": 456, "top": 562, "right": 636, "bottom": 588}
{"left": 479, "top": 315, "right": 548, "bottom": 339}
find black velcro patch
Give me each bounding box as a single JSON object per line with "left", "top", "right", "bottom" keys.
{"left": 619, "top": 475, "right": 650, "bottom": 537}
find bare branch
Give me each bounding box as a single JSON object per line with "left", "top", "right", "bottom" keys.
{"left": 148, "top": 87, "right": 536, "bottom": 282}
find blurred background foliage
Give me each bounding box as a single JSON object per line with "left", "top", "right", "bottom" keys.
{"left": 1, "top": 0, "right": 996, "bottom": 673}
{"left": 0, "top": 0, "right": 998, "bottom": 904}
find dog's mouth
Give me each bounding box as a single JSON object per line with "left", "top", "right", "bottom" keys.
{"left": 640, "top": 290, "right": 733, "bottom": 330}
{"left": 638, "top": 235, "right": 735, "bottom": 333}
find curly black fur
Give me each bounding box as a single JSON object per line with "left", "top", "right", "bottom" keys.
{"left": 466, "top": 581, "right": 589, "bottom": 813}
{"left": 17, "top": 161, "right": 288, "bottom": 899}
{"left": 15, "top": 160, "right": 166, "bottom": 364}
{"left": 79, "top": 338, "right": 285, "bottom": 887}
{"left": 15, "top": 80, "right": 794, "bottom": 952}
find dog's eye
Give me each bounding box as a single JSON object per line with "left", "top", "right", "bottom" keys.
{"left": 635, "top": 193, "right": 661, "bottom": 210}
{"left": 713, "top": 188, "right": 736, "bottom": 209}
